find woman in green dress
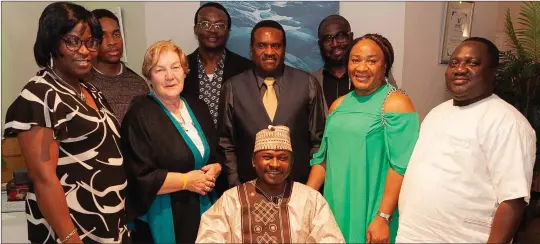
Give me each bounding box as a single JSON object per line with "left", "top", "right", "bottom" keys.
{"left": 307, "top": 34, "right": 419, "bottom": 243}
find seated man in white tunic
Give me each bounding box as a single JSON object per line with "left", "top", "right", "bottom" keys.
{"left": 196, "top": 125, "right": 345, "bottom": 243}
{"left": 397, "top": 37, "right": 536, "bottom": 243}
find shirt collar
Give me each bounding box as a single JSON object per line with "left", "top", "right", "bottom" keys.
{"left": 254, "top": 71, "right": 283, "bottom": 89}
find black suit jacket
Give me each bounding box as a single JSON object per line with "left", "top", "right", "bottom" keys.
{"left": 218, "top": 66, "right": 327, "bottom": 187}
{"left": 184, "top": 48, "right": 253, "bottom": 99}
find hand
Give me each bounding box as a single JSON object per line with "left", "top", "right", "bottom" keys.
{"left": 366, "top": 217, "right": 390, "bottom": 243}
{"left": 185, "top": 170, "right": 216, "bottom": 195}
{"left": 202, "top": 163, "right": 222, "bottom": 179}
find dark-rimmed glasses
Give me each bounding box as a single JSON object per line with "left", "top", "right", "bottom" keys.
{"left": 322, "top": 31, "right": 351, "bottom": 45}
{"left": 197, "top": 21, "right": 228, "bottom": 32}
{"left": 61, "top": 35, "right": 100, "bottom": 52}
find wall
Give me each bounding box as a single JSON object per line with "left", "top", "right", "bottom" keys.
{"left": 495, "top": 1, "right": 525, "bottom": 51}
{"left": 0, "top": 2, "right": 146, "bottom": 130}
{"left": 402, "top": 1, "right": 510, "bottom": 121}
{"left": 1, "top": 1, "right": 525, "bottom": 126}
{"left": 339, "top": 2, "right": 406, "bottom": 86}
{"left": 144, "top": 2, "right": 201, "bottom": 55}
{"left": 1, "top": 2, "right": 52, "bottom": 132}
{"left": 143, "top": 2, "right": 406, "bottom": 85}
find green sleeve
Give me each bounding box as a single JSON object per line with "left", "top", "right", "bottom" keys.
{"left": 383, "top": 112, "right": 420, "bottom": 175}
{"left": 310, "top": 132, "right": 328, "bottom": 166}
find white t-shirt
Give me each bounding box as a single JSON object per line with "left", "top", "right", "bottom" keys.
{"left": 397, "top": 94, "right": 536, "bottom": 243}
{"left": 172, "top": 103, "right": 205, "bottom": 157}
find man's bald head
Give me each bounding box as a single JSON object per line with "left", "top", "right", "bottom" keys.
{"left": 318, "top": 15, "right": 351, "bottom": 38}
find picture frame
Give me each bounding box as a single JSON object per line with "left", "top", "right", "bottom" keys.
{"left": 439, "top": 1, "right": 475, "bottom": 64}
{"left": 109, "top": 7, "right": 128, "bottom": 63}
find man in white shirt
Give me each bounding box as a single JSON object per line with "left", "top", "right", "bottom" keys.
{"left": 397, "top": 37, "right": 536, "bottom": 243}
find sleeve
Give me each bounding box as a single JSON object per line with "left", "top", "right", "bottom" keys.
{"left": 120, "top": 107, "right": 168, "bottom": 218}
{"left": 307, "top": 192, "right": 346, "bottom": 243}
{"left": 310, "top": 131, "right": 328, "bottom": 166}
{"left": 383, "top": 112, "right": 420, "bottom": 175}
{"left": 3, "top": 80, "right": 70, "bottom": 140}
{"left": 483, "top": 119, "right": 536, "bottom": 204}
{"left": 307, "top": 75, "right": 327, "bottom": 157}
{"left": 217, "top": 81, "right": 241, "bottom": 187}
{"left": 196, "top": 191, "right": 234, "bottom": 243}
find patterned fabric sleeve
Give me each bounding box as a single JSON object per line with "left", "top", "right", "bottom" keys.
{"left": 4, "top": 74, "right": 70, "bottom": 140}
{"left": 383, "top": 112, "right": 420, "bottom": 175}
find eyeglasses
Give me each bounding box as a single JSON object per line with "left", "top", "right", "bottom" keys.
{"left": 197, "top": 21, "right": 228, "bottom": 32}
{"left": 322, "top": 31, "right": 351, "bottom": 45}
{"left": 61, "top": 35, "right": 100, "bottom": 52}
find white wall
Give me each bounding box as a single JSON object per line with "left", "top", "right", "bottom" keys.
{"left": 340, "top": 2, "right": 406, "bottom": 86}
{"left": 144, "top": 2, "right": 201, "bottom": 55}
{"left": 1, "top": 1, "right": 523, "bottom": 127}
{"left": 0, "top": 2, "right": 146, "bottom": 129}
{"left": 1, "top": 2, "right": 52, "bottom": 130}
{"left": 402, "top": 1, "right": 511, "bottom": 121}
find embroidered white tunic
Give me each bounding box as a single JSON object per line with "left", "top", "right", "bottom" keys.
{"left": 196, "top": 181, "right": 345, "bottom": 243}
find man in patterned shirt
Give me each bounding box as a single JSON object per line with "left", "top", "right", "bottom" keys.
{"left": 184, "top": 2, "right": 252, "bottom": 126}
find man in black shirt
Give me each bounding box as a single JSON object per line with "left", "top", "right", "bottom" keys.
{"left": 184, "top": 2, "right": 252, "bottom": 126}
{"left": 311, "top": 15, "right": 354, "bottom": 111}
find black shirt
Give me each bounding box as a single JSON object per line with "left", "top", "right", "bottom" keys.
{"left": 322, "top": 69, "right": 353, "bottom": 106}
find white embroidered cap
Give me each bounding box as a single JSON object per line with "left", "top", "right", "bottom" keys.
{"left": 253, "top": 125, "right": 293, "bottom": 153}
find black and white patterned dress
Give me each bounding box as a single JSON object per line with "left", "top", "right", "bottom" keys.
{"left": 3, "top": 68, "right": 129, "bottom": 244}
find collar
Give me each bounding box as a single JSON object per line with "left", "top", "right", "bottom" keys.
{"left": 93, "top": 62, "right": 124, "bottom": 76}
{"left": 254, "top": 67, "right": 285, "bottom": 89}
{"left": 322, "top": 65, "right": 348, "bottom": 80}
{"left": 196, "top": 49, "right": 226, "bottom": 75}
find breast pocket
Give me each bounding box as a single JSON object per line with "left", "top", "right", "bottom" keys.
{"left": 463, "top": 215, "right": 492, "bottom": 237}
{"left": 434, "top": 133, "right": 471, "bottom": 174}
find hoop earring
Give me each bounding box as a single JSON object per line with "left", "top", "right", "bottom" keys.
{"left": 49, "top": 54, "right": 54, "bottom": 69}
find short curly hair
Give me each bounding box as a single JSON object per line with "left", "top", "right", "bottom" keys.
{"left": 142, "top": 40, "right": 189, "bottom": 80}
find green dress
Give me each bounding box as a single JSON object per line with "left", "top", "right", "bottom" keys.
{"left": 311, "top": 84, "right": 419, "bottom": 243}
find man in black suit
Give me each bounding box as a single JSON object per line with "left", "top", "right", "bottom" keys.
{"left": 218, "top": 20, "right": 326, "bottom": 187}
{"left": 184, "top": 2, "right": 253, "bottom": 126}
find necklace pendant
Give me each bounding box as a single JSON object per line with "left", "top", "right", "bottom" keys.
{"left": 80, "top": 93, "right": 86, "bottom": 102}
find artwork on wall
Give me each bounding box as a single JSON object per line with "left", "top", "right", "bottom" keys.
{"left": 201, "top": 1, "right": 339, "bottom": 72}
{"left": 439, "top": 1, "right": 475, "bottom": 64}
{"left": 109, "top": 6, "right": 128, "bottom": 63}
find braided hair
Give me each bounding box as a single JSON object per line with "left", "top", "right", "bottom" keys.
{"left": 353, "top": 33, "right": 394, "bottom": 77}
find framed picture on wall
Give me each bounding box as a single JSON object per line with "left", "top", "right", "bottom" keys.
{"left": 108, "top": 7, "right": 128, "bottom": 63}
{"left": 439, "top": 1, "right": 474, "bottom": 64}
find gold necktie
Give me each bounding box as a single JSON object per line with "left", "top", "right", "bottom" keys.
{"left": 263, "top": 77, "right": 278, "bottom": 121}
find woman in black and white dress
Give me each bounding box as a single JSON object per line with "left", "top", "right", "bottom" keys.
{"left": 3, "top": 2, "right": 128, "bottom": 243}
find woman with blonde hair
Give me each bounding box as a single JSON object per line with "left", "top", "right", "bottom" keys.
{"left": 121, "top": 40, "right": 222, "bottom": 243}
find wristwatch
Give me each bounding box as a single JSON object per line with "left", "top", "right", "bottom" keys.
{"left": 376, "top": 211, "right": 391, "bottom": 223}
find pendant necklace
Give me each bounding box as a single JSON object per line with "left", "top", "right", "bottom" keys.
{"left": 49, "top": 67, "right": 86, "bottom": 102}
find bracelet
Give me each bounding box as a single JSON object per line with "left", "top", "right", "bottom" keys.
{"left": 57, "top": 228, "right": 77, "bottom": 244}
{"left": 376, "top": 210, "right": 392, "bottom": 223}
{"left": 182, "top": 173, "right": 187, "bottom": 190}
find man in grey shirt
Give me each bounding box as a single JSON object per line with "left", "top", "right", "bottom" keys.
{"left": 87, "top": 9, "right": 148, "bottom": 122}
